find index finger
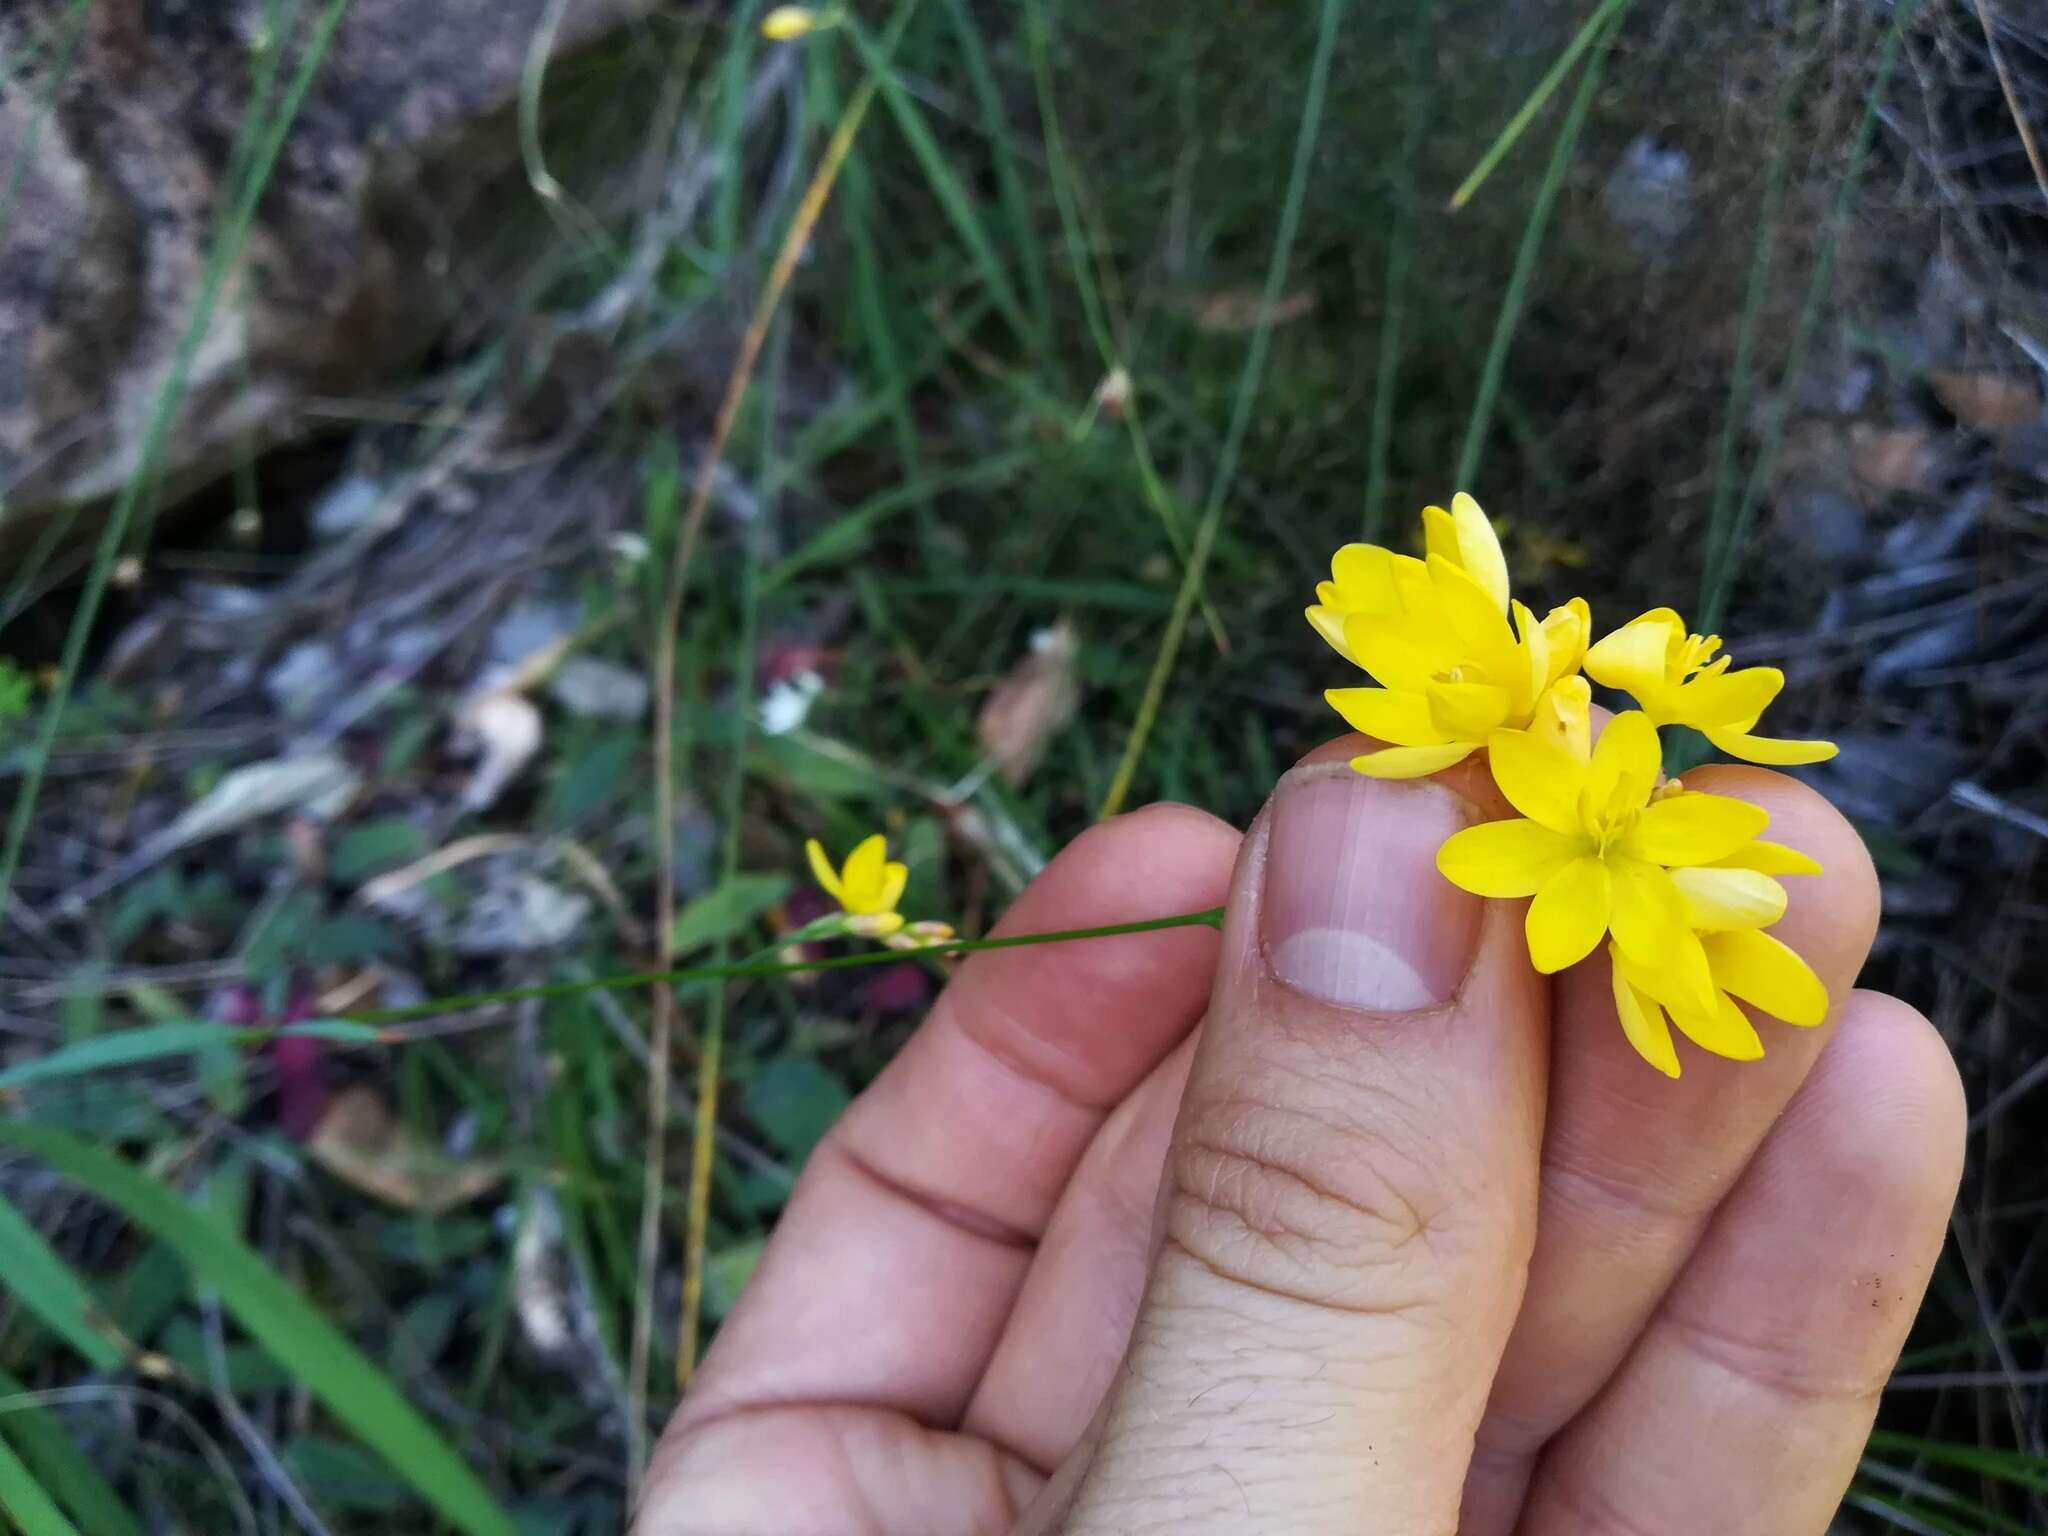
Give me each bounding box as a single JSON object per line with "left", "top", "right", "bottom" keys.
{"left": 667, "top": 803, "right": 1239, "bottom": 1436}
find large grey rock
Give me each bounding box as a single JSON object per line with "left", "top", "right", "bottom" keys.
{"left": 0, "top": 0, "right": 649, "bottom": 536}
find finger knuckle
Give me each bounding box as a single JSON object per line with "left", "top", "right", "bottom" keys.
{"left": 1162, "top": 1091, "right": 1457, "bottom": 1318}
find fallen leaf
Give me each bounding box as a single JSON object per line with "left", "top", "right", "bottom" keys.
{"left": 1850, "top": 424, "right": 1936, "bottom": 494}
{"left": 977, "top": 619, "right": 1081, "bottom": 787}
{"left": 307, "top": 1086, "right": 505, "bottom": 1215}
{"left": 455, "top": 692, "right": 543, "bottom": 813}
{"left": 1188, "top": 287, "right": 1315, "bottom": 333}
{"left": 1929, "top": 368, "right": 2041, "bottom": 432}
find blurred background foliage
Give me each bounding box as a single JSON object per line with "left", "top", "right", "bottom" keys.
{"left": 1, "top": 0, "right": 2045, "bottom": 1530}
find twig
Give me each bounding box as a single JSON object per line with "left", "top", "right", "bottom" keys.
{"left": 630, "top": 0, "right": 924, "bottom": 1484}
{"left": 1973, "top": 0, "right": 2048, "bottom": 212}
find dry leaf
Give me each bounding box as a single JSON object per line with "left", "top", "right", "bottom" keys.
{"left": 978, "top": 620, "right": 1081, "bottom": 788}
{"left": 1188, "top": 287, "right": 1315, "bottom": 333}
{"left": 308, "top": 1086, "right": 505, "bottom": 1215}
{"left": 456, "top": 691, "right": 543, "bottom": 812}
{"left": 1850, "top": 424, "right": 1936, "bottom": 494}
{"left": 1929, "top": 368, "right": 2041, "bottom": 432}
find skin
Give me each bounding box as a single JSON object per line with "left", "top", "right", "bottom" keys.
{"left": 636, "top": 733, "right": 1966, "bottom": 1536}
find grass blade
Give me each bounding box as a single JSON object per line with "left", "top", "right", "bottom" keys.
{"left": 0, "top": 1194, "right": 127, "bottom": 1370}
{"left": 1695, "top": 0, "right": 1917, "bottom": 633}
{"left": 1096, "top": 0, "right": 1351, "bottom": 818}
{"left": 1446, "top": 0, "right": 1633, "bottom": 211}
{"left": 0, "top": 1370, "right": 143, "bottom": 1536}
{"left": 0, "top": 1021, "right": 381, "bottom": 1093}
{"left": 0, "top": 0, "right": 353, "bottom": 916}
{"left": 0, "top": 1123, "right": 517, "bottom": 1536}
{"left": 841, "top": 15, "right": 1038, "bottom": 348}
{"left": 0, "top": 1433, "right": 79, "bottom": 1536}
{"left": 1454, "top": 0, "right": 1626, "bottom": 491}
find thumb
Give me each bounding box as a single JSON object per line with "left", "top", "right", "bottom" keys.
{"left": 1058, "top": 762, "right": 1548, "bottom": 1534}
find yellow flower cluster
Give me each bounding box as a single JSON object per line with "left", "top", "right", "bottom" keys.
{"left": 805, "top": 834, "right": 956, "bottom": 950}
{"left": 1310, "top": 495, "right": 1838, "bottom": 1078}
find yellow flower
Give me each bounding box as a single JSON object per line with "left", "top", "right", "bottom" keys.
{"left": 1609, "top": 920, "right": 1829, "bottom": 1079}
{"left": 1310, "top": 494, "right": 1591, "bottom": 778}
{"left": 1583, "top": 608, "right": 1837, "bottom": 766}
{"left": 761, "top": 5, "right": 835, "bottom": 40}
{"left": 805, "top": 834, "right": 906, "bottom": 936}
{"left": 1437, "top": 710, "right": 1783, "bottom": 986}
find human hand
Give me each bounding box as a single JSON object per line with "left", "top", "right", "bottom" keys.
{"left": 636, "top": 737, "right": 1964, "bottom": 1535}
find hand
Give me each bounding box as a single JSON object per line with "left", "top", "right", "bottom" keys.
{"left": 636, "top": 738, "right": 1964, "bottom": 1535}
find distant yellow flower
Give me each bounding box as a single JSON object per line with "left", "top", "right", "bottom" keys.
{"left": 761, "top": 5, "right": 835, "bottom": 40}
{"left": 1437, "top": 709, "right": 1781, "bottom": 988}
{"left": 1583, "top": 608, "right": 1837, "bottom": 766}
{"left": 805, "top": 834, "right": 906, "bottom": 936}
{"left": 1310, "top": 493, "right": 1591, "bottom": 778}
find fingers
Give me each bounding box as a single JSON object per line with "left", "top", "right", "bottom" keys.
{"left": 1463, "top": 767, "right": 1880, "bottom": 1532}
{"left": 1055, "top": 762, "right": 1548, "bottom": 1533}
{"left": 1516, "top": 990, "right": 1965, "bottom": 1536}
{"left": 961, "top": 1039, "right": 1195, "bottom": 1470}
{"left": 660, "top": 806, "right": 1236, "bottom": 1442}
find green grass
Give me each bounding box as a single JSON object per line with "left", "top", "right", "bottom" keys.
{"left": 0, "top": 3, "right": 2039, "bottom": 1531}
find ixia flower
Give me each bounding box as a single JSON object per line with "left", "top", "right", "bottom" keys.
{"left": 1437, "top": 709, "right": 1785, "bottom": 981}
{"left": 1309, "top": 493, "right": 1591, "bottom": 779}
{"left": 806, "top": 833, "right": 907, "bottom": 937}
{"left": 1584, "top": 608, "right": 1837, "bottom": 766}
{"left": 761, "top": 5, "right": 837, "bottom": 40}
{"left": 1609, "top": 919, "right": 1829, "bottom": 1078}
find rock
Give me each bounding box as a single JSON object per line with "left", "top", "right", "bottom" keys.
{"left": 0, "top": 0, "right": 652, "bottom": 544}
{"left": 1601, "top": 135, "right": 1693, "bottom": 256}
{"left": 1771, "top": 486, "right": 1869, "bottom": 565}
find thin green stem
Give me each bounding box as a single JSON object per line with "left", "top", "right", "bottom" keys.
{"left": 1455, "top": 0, "right": 1626, "bottom": 492}
{"left": 1446, "top": 0, "right": 1633, "bottom": 211}
{"left": 338, "top": 908, "right": 1229, "bottom": 1030}
{"left": 1697, "top": 0, "right": 1917, "bottom": 635}
{"left": 1097, "top": 0, "right": 1349, "bottom": 819}
{"left": 1364, "top": 0, "right": 1438, "bottom": 541}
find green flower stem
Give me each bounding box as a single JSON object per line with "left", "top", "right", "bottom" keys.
{"left": 339, "top": 908, "right": 1228, "bottom": 1031}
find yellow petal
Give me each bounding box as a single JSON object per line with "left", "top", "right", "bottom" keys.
{"left": 805, "top": 839, "right": 845, "bottom": 903}
{"left": 1609, "top": 947, "right": 1681, "bottom": 1078}
{"left": 1437, "top": 819, "right": 1582, "bottom": 897}
{"left": 1703, "top": 928, "right": 1829, "bottom": 1027}
{"left": 1614, "top": 926, "right": 1721, "bottom": 1023}
{"left": 1428, "top": 554, "right": 1518, "bottom": 673}
{"left": 1529, "top": 676, "right": 1592, "bottom": 762}
{"left": 1326, "top": 687, "right": 1446, "bottom": 747}
{"left": 842, "top": 833, "right": 890, "bottom": 909}
{"left": 1306, "top": 605, "right": 1355, "bottom": 663}
{"left": 876, "top": 861, "right": 909, "bottom": 915}
{"left": 1584, "top": 615, "right": 1679, "bottom": 709}
{"left": 1422, "top": 504, "right": 1461, "bottom": 568}
{"left": 1608, "top": 856, "right": 1684, "bottom": 966}
{"left": 1671, "top": 866, "right": 1787, "bottom": 930}
{"left": 762, "top": 5, "right": 826, "bottom": 40}
{"left": 1526, "top": 856, "right": 1612, "bottom": 973}
{"left": 1711, "top": 838, "right": 1823, "bottom": 877}
{"left": 1350, "top": 742, "right": 1478, "bottom": 779}
{"left": 1541, "top": 597, "right": 1592, "bottom": 685}
{"left": 1451, "top": 492, "right": 1511, "bottom": 613}
{"left": 1344, "top": 614, "right": 1452, "bottom": 694}
{"left": 1328, "top": 542, "right": 1400, "bottom": 612}
{"left": 1388, "top": 552, "right": 1437, "bottom": 615}
{"left": 1669, "top": 665, "right": 1783, "bottom": 728}
{"left": 1628, "top": 791, "right": 1771, "bottom": 866}
{"left": 1486, "top": 725, "right": 1588, "bottom": 836}
{"left": 1669, "top": 989, "right": 1766, "bottom": 1062}
{"left": 1584, "top": 711, "right": 1662, "bottom": 825}
{"left": 1512, "top": 599, "right": 1550, "bottom": 714}
{"left": 1701, "top": 726, "right": 1840, "bottom": 766}
{"left": 1426, "top": 680, "right": 1512, "bottom": 740}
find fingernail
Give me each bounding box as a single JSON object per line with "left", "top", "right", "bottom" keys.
{"left": 1261, "top": 769, "right": 1482, "bottom": 1011}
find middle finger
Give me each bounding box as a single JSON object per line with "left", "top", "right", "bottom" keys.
{"left": 1460, "top": 767, "right": 1880, "bottom": 1535}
